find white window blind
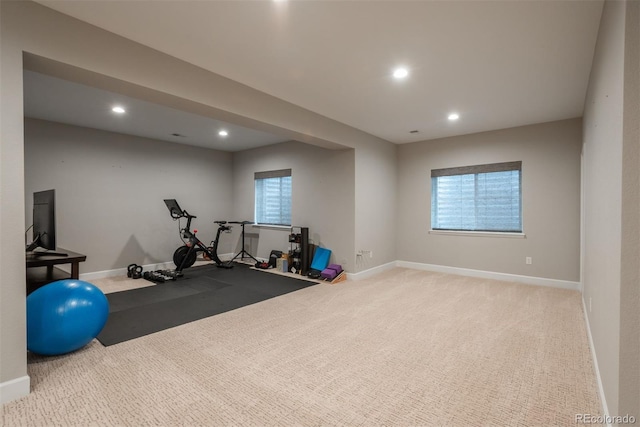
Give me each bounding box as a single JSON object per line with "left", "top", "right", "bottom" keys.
{"left": 255, "top": 169, "right": 292, "bottom": 226}
{"left": 431, "top": 162, "right": 522, "bottom": 232}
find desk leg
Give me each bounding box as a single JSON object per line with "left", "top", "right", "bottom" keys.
{"left": 71, "top": 262, "right": 80, "bottom": 279}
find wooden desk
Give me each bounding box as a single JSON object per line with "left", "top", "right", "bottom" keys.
{"left": 26, "top": 248, "right": 87, "bottom": 294}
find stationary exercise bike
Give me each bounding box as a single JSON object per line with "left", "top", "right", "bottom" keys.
{"left": 164, "top": 199, "right": 233, "bottom": 274}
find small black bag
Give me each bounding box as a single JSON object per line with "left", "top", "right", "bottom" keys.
{"left": 269, "top": 250, "right": 283, "bottom": 268}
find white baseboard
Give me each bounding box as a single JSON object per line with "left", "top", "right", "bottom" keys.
{"left": 337, "top": 260, "right": 580, "bottom": 290}
{"left": 581, "top": 297, "right": 611, "bottom": 426}
{"left": 79, "top": 253, "right": 236, "bottom": 281}
{"left": 347, "top": 261, "right": 396, "bottom": 281}
{"left": 77, "top": 257, "right": 580, "bottom": 292}
{"left": 395, "top": 261, "right": 581, "bottom": 291}
{"left": 0, "top": 375, "right": 30, "bottom": 404}
{"left": 80, "top": 261, "right": 175, "bottom": 281}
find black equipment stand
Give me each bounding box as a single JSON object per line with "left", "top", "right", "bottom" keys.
{"left": 229, "top": 221, "right": 258, "bottom": 264}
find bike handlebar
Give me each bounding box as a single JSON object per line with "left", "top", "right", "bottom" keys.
{"left": 183, "top": 210, "right": 197, "bottom": 219}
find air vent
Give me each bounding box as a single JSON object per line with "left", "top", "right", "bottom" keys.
{"left": 171, "top": 133, "right": 185, "bottom": 137}
{"left": 410, "top": 130, "right": 419, "bottom": 134}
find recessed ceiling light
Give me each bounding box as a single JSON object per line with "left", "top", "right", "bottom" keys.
{"left": 393, "top": 67, "right": 409, "bottom": 79}
{"left": 112, "top": 106, "right": 126, "bottom": 114}
{"left": 448, "top": 113, "right": 460, "bottom": 121}
{"left": 218, "top": 130, "right": 228, "bottom": 137}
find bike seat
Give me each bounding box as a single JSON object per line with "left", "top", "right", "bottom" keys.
{"left": 214, "top": 220, "right": 227, "bottom": 224}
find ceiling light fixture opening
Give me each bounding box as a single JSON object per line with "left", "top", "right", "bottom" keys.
{"left": 218, "top": 130, "right": 229, "bottom": 137}
{"left": 393, "top": 67, "right": 409, "bottom": 79}
{"left": 112, "top": 106, "right": 126, "bottom": 114}
{"left": 448, "top": 113, "right": 460, "bottom": 121}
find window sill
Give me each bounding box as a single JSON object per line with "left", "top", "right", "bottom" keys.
{"left": 429, "top": 230, "right": 526, "bottom": 239}
{"left": 252, "top": 224, "right": 291, "bottom": 231}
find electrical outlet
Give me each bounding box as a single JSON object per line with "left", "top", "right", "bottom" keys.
{"left": 359, "top": 249, "right": 373, "bottom": 259}
{"left": 525, "top": 257, "right": 532, "bottom": 265}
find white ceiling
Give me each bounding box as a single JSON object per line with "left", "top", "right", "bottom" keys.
{"left": 32, "top": 0, "right": 604, "bottom": 147}
{"left": 24, "top": 71, "right": 289, "bottom": 151}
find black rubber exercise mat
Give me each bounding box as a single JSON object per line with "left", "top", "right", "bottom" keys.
{"left": 97, "top": 264, "right": 317, "bottom": 346}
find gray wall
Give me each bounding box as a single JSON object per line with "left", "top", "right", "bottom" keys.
{"left": 0, "top": 0, "right": 27, "bottom": 392}
{"left": 354, "top": 142, "right": 398, "bottom": 272}
{"left": 620, "top": 0, "right": 640, "bottom": 417}
{"left": 24, "top": 118, "right": 233, "bottom": 273}
{"left": 583, "top": 0, "right": 640, "bottom": 417}
{"left": 24, "top": 125, "right": 359, "bottom": 276}
{"left": 231, "top": 141, "right": 355, "bottom": 271}
{"left": 397, "top": 119, "right": 582, "bottom": 281}
{"left": 582, "top": 0, "right": 625, "bottom": 414}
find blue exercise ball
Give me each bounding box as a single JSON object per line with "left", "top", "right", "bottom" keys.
{"left": 27, "top": 279, "right": 109, "bottom": 356}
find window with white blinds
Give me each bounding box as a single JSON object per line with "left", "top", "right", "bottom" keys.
{"left": 254, "top": 169, "right": 292, "bottom": 226}
{"left": 431, "top": 161, "right": 522, "bottom": 232}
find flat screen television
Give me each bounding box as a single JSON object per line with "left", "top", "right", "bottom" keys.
{"left": 26, "top": 189, "right": 67, "bottom": 257}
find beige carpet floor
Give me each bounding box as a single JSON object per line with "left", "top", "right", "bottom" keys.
{"left": 2, "top": 268, "right": 600, "bottom": 426}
